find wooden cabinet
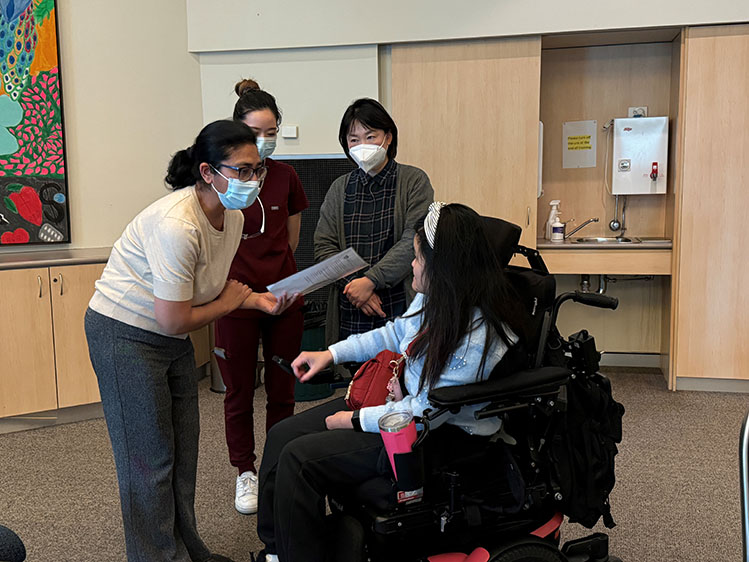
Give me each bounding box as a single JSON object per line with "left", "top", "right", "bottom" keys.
{"left": 390, "top": 36, "right": 542, "bottom": 248}
{"left": 50, "top": 264, "right": 105, "bottom": 408}
{"left": 0, "top": 261, "right": 213, "bottom": 417}
{"left": 0, "top": 264, "right": 104, "bottom": 417}
{"left": 0, "top": 267, "right": 58, "bottom": 417}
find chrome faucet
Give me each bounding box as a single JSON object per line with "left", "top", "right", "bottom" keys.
{"left": 564, "top": 217, "right": 599, "bottom": 239}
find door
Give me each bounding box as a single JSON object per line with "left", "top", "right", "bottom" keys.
{"left": 391, "top": 36, "right": 542, "bottom": 247}
{"left": 0, "top": 268, "right": 57, "bottom": 417}
{"left": 50, "top": 263, "right": 104, "bottom": 408}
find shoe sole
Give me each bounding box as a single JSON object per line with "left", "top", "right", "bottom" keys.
{"left": 235, "top": 502, "right": 258, "bottom": 515}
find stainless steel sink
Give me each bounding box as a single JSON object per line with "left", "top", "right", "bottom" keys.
{"left": 573, "top": 236, "right": 641, "bottom": 244}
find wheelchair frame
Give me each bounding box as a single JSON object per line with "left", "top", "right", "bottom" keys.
{"left": 322, "top": 240, "right": 624, "bottom": 562}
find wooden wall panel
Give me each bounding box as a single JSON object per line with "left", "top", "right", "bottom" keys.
{"left": 555, "top": 275, "right": 666, "bottom": 354}
{"left": 539, "top": 43, "right": 673, "bottom": 239}
{"left": 674, "top": 24, "right": 749, "bottom": 379}
{"left": 391, "top": 37, "right": 542, "bottom": 247}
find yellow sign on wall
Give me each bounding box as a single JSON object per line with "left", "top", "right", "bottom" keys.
{"left": 567, "top": 135, "right": 592, "bottom": 151}
{"left": 563, "top": 120, "right": 597, "bottom": 168}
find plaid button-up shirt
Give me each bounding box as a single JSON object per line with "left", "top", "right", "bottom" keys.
{"left": 340, "top": 160, "right": 407, "bottom": 338}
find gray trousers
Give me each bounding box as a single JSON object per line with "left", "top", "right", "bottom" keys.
{"left": 85, "top": 308, "right": 212, "bottom": 562}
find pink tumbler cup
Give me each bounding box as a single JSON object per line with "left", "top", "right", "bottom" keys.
{"left": 378, "top": 411, "right": 418, "bottom": 479}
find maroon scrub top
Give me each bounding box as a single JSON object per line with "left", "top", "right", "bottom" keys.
{"left": 226, "top": 158, "right": 309, "bottom": 318}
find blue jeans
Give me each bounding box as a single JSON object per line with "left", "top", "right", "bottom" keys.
{"left": 84, "top": 308, "right": 211, "bottom": 562}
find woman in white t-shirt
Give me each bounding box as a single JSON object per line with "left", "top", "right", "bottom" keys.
{"left": 85, "top": 120, "right": 296, "bottom": 562}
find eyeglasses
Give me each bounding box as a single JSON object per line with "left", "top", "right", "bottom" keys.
{"left": 215, "top": 163, "right": 268, "bottom": 182}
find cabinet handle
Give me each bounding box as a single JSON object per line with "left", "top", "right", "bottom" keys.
{"left": 527, "top": 206, "right": 531, "bottom": 227}
{"left": 37, "top": 275, "right": 42, "bottom": 298}
{"left": 59, "top": 273, "right": 64, "bottom": 296}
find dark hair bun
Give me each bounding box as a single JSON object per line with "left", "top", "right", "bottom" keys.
{"left": 165, "top": 147, "right": 196, "bottom": 190}
{"left": 235, "top": 78, "right": 260, "bottom": 97}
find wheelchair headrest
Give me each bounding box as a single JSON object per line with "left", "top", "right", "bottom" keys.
{"left": 481, "top": 216, "right": 522, "bottom": 268}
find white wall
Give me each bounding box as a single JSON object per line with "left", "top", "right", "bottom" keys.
{"left": 199, "top": 46, "right": 378, "bottom": 155}
{"left": 7, "top": 0, "right": 204, "bottom": 251}
{"left": 186, "top": 0, "right": 749, "bottom": 52}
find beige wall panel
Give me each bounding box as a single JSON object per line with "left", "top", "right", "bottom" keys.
{"left": 199, "top": 46, "right": 379, "bottom": 156}
{"left": 675, "top": 24, "right": 749, "bottom": 379}
{"left": 50, "top": 264, "right": 104, "bottom": 408}
{"left": 1, "top": 0, "right": 204, "bottom": 252}
{"left": 187, "top": 0, "right": 749, "bottom": 52}
{"left": 555, "top": 275, "right": 665, "bottom": 354}
{"left": 539, "top": 43, "right": 672, "bottom": 239}
{"left": 0, "top": 268, "right": 57, "bottom": 417}
{"left": 391, "top": 37, "right": 542, "bottom": 247}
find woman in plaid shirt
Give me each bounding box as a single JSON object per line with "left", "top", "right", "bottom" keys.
{"left": 314, "top": 98, "right": 434, "bottom": 345}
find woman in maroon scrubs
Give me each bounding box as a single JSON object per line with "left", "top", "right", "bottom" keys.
{"left": 214, "top": 78, "right": 309, "bottom": 515}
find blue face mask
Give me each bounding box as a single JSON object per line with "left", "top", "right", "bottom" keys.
{"left": 256, "top": 137, "right": 276, "bottom": 160}
{"left": 211, "top": 167, "right": 261, "bottom": 210}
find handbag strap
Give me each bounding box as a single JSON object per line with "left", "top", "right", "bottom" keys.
{"left": 390, "top": 337, "right": 419, "bottom": 378}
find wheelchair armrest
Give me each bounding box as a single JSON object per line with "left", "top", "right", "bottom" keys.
{"left": 427, "top": 366, "right": 570, "bottom": 408}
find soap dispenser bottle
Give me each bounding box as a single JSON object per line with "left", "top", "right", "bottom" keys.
{"left": 550, "top": 215, "right": 565, "bottom": 242}
{"left": 546, "top": 200, "right": 561, "bottom": 240}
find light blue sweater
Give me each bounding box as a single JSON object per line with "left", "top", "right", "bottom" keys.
{"left": 328, "top": 293, "right": 513, "bottom": 434}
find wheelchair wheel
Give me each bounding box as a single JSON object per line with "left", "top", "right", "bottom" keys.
{"left": 489, "top": 543, "right": 566, "bottom": 562}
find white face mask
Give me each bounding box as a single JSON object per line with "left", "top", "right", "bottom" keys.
{"left": 349, "top": 138, "right": 387, "bottom": 175}
{"left": 256, "top": 137, "right": 276, "bottom": 160}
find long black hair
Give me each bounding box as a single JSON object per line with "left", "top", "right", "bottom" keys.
{"left": 232, "top": 78, "right": 282, "bottom": 125}
{"left": 408, "top": 204, "right": 525, "bottom": 392}
{"left": 165, "top": 120, "right": 257, "bottom": 190}
{"left": 338, "top": 98, "right": 398, "bottom": 162}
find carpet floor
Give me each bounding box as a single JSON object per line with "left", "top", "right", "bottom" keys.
{"left": 0, "top": 368, "right": 745, "bottom": 561}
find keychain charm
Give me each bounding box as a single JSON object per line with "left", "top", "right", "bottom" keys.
{"left": 386, "top": 356, "right": 406, "bottom": 402}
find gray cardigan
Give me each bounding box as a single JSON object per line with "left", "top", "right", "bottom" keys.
{"left": 314, "top": 163, "right": 434, "bottom": 345}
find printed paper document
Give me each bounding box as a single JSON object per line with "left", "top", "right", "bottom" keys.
{"left": 267, "top": 248, "right": 368, "bottom": 297}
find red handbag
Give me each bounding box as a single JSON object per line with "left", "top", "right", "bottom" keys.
{"left": 345, "top": 349, "right": 407, "bottom": 410}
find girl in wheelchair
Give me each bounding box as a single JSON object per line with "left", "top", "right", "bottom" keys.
{"left": 253, "top": 202, "right": 526, "bottom": 562}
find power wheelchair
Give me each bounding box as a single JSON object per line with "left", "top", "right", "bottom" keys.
{"left": 307, "top": 217, "right": 624, "bottom": 562}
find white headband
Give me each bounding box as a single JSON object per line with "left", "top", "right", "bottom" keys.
{"left": 424, "top": 201, "right": 447, "bottom": 249}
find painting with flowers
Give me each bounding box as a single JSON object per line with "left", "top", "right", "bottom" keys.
{"left": 0, "top": 0, "right": 68, "bottom": 245}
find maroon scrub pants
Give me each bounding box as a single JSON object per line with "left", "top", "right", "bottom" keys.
{"left": 214, "top": 308, "right": 304, "bottom": 474}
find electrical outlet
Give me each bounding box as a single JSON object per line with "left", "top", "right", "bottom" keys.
{"left": 628, "top": 106, "right": 648, "bottom": 118}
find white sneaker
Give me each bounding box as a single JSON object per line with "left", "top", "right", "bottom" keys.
{"left": 235, "top": 471, "right": 258, "bottom": 514}
{"left": 251, "top": 553, "right": 279, "bottom": 562}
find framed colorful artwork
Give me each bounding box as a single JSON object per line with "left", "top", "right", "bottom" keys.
{"left": 0, "top": 0, "right": 68, "bottom": 246}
